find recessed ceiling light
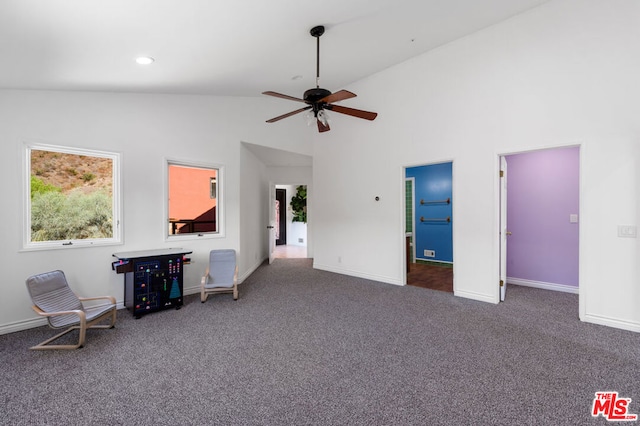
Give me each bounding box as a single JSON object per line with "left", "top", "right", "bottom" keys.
{"left": 135, "top": 56, "right": 154, "bottom": 65}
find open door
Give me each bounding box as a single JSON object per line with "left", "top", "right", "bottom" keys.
{"left": 275, "top": 188, "right": 287, "bottom": 245}
{"left": 499, "top": 156, "right": 508, "bottom": 301}
{"left": 268, "top": 182, "right": 276, "bottom": 264}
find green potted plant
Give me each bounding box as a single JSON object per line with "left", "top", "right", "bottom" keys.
{"left": 290, "top": 185, "right": 307, "bottom": 223}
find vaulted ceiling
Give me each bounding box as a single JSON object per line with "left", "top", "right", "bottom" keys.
{"left": 0, "top": 0, "right": 549, "bottom": 98}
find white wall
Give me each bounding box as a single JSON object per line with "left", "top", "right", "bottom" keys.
{"left": 0, "top": 89, "right": 311, "bottom": 333}
{"left": 311, "top": 0, "right": 640, "bottom": 332}
{"left": 239, "top": 144, "right": 268, "bottom": 280}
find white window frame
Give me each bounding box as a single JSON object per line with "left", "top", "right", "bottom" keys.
{"left": 164, "top": 158, "right": 225, "bottom": 241}
{"left": 23, "top": 142, "right": 123, "bottom": 251}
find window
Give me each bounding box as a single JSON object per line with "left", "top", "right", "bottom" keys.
{"left": 24, "top": 143, "right": 121, "bottom": 249}
{"left": 166, "top": 159, "right": 224, "bottom": 240}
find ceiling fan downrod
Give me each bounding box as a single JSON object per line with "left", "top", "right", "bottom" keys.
{"left": 310, "top": 25, "right": 324, "bottom": 88}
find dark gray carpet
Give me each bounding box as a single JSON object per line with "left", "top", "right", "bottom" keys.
{"left": 1, "top": 259, "right": 639, "bottom": 425}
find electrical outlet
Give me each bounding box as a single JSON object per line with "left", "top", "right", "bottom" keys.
{"left": 338, "top": 256, "right": 342, "bottom": 263}
{"left": 298, "top": 238, "right": 304, "bottom": 243}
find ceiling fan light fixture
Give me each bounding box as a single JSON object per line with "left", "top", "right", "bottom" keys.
{"left": 304, "top": 110, "right": 315, "bottom": 126}
{"left": 317, "top": 110, "right": 329, "bottom": 126}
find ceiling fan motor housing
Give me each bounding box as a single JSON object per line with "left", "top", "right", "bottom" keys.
{"left": 303, "top": 88, "right": 331, "bottom": 104}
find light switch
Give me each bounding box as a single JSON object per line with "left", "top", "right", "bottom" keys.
{"left": 569, "top": 214, "right": 578, "bottom": 223}
{"left": 618, "top": 225, "right": 638, "bottom": 238}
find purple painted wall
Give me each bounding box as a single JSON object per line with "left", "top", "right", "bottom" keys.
{"left": 506, "top": 147, "right": 579, "bottom": 286}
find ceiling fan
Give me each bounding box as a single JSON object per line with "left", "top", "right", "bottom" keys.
{"left": 263, "top": 25, "right": 378, "bottom": 133}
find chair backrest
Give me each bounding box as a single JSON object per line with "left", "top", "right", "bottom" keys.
{"left": 25, "top": 270, "right": 83, "bottom": 327}
{"left": 208, "top": 249, "right": 236, "bottom": 286}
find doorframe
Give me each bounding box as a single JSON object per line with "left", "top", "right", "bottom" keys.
{"left": 499, "top": 156, "right": 508, "bottom": 301}
{"left": 402, "top": 159, "right": 455, "bottom": 292}
{"left": 267, "top": 183, "right": 310, "bottom": 261}
{"left": 495, "top": 143, "right": 583, "bottom": 318}
{"left": 268, "top": 182, "right": 276, "bottom": 264}
{"left": 405, "top": 177, "right": 416, "bottom": 271}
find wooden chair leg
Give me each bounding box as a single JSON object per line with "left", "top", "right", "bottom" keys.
{"left": 31, "top": 308, "right": 116, "bottom": 350}
{"left": 30, "top": 326, "right": 84, "bottom": 350}
{"left": 77, "top": 323, "right": 87, "bottom": 348}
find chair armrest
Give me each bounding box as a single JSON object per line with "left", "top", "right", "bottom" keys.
{"left": 201, "top": 266, "right": 211, "bottom": 287}
{"left": 32, "top": 305, "right": 86, "bottom": 321}
{"left": 79, "top": 295, "right": 116, "bottom": 305}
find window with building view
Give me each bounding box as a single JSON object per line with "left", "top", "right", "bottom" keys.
{"left": 166, "top": 160, "right": 223, "bottom": 239}
{"left": 25, "top": 144, "right": 121, "bottom": 249}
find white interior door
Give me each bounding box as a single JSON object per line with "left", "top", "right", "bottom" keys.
{"left": 499, "top": 156, "right": 508, "bottom": 301}
{"left": 268, "top": 182, "right": 276, "bottom": 264}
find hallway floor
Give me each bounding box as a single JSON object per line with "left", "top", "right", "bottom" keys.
{"left": 407, "top": 262, "right": 453, "bottom": 293}
{"left": 274, "top": 244, "right": 307, "bottom": 259}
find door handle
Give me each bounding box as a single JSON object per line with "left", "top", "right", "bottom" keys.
{"left": 267, "top": 226, "right": 274, "bottom": 229}
{"left": 506, "top": 231, "right": 512, "bottom": 236}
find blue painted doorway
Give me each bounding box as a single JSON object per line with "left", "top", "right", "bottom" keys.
{"left": 405, "top": 162, "right": 453, "bottom": 264}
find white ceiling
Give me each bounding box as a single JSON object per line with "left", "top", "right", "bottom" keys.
{"left": 0, "top": 0, "right": 550, "bottom": 98}
{"left": 242, "top": 142, "right": 313, "bottom": 167}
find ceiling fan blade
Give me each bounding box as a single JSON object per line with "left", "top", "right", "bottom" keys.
{"left": 326, "top": 104, "right": 378, "bottom": 121}
{"left": 317, "top": 119, "right": 330, "bottom": 133}
{"left": 262, "top": 91, "right": 305, "bottom": 103}
{"left": 266, "top": 106, "right": 312, "bottom": 123}
{"left": 318, "top": 90, "right": 357, "bottom": 104}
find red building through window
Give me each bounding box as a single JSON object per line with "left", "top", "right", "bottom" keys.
{"left": 168, "top": 165, "right": 217, "bottom": 234}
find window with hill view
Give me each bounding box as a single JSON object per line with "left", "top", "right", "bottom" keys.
{"left": 167, "top": 161, "right": 222, "bottom": 239}
{"left": 26, "top": 144, "right": 121, "bottom": 248}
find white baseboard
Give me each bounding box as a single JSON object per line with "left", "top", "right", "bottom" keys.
{"left": 582, "top": 313, "right": 640, "bottom": 333}
{"left": 507, "top": 277, "right": 579, "bottom": 294}
{"left": 0, "top": 317, "right": 48, "bottom": 335}
{"left": 239, "top": 257, "right": 266, "bottom": 283}
{"left": 0, "top": 301, "right": 127, "bottom": 336}
{"left": 184, "top": 285, "right": 200, "bottom": 296}
{"left": 312, "top": 263, "right": 403, "bottom": 286}
{"left": 454, "top": 289, "right": 498, "bottom": 304}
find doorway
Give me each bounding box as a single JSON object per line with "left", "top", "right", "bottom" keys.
{"left": 405, "top": 162, "right": 454, "bottom": 293}
{"left": 273, "top": 184, "right": 307, "bottom": 259}
{"left": 499, "top": 146, "right": 580, "bottom": 301}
